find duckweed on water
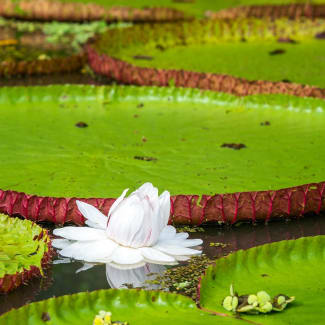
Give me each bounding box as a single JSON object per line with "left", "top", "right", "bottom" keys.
{"left": 176, "top": 226, "right": 205, "bottom": 233}
{"left": 145, "top": 255, "right": 213, "bottom": 300}
{"left": 209, "top": 242, "right": 229, "bottom": 248}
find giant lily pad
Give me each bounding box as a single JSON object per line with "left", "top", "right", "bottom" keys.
{"left": 0, "top": 289, "right": 241, "bottom": 324}
{"left": 0, "top": 85, "right": 324, "bottom": 224}
{"left": 199, "top": 235, "right": 325, "bottom": 324}
{"left": 88, "top": 19, "right": 325, "bottom": 96}
{"left": 0, "top": 214, "right": 53, "bottom": 293}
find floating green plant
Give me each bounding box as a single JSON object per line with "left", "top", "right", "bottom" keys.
{"left": 0, "top": 214, "right": 53, "bottom": 293}
{"left": 146, "top": 255, "right": 213, "bottom": 300}
{"left": 222, "top": 284, "right": 295, "bottom": 314}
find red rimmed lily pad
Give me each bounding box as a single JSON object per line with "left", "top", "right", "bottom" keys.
{"left": 0, "top": 85, "right": 324, "bottom": 224}
{"left": 88, "top": 18, "right": 325, "bottom": 97}
{"left": 0, "top": 213, "right": 53, "bottom": 294}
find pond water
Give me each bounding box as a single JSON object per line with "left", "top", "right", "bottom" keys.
{"left": 1, "top": 214, "right": 324, "bottom": 316}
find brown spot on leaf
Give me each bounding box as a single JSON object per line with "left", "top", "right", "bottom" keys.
{"left": 134, "top": 156, "right": 157, "bottom": 161}
{"left": 137, "top": 103, "right": 144, "bottom": 108}
{"left": 75, "top": 122, "right": 88, "bottom": 128}
{"left": 141, "top": 136, "right": 147, "bottom": 142}
{"left": 133, "top": 55, "right": 153, "bottom": 60}
{"left": 41, "top": 312, "right": 51, "bottom": 322}
{"left": 261, "top": 274, "right": 269, "bottom": 277}
{"left": 269, "top": 49, "right": 286, "bottom": 55}
{"left": 221, "top": 143, "right": 246, "bottom": 150}
{"left": 260, "top": 121, "right": 271, "bottom": 126}
{"left": 156, "top": 44, "right": 165, "bottom": 51}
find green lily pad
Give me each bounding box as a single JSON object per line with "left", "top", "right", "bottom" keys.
{"left": 0, "top": 289, "right": 241, "bottom": 324}
{"left": 0, "top": 85, "right": 324, "bottom": 199}
{"left": 199, "top": 236, "right": 325, "bottom": 324}
{"left": 93, "top": 19, "right": 325, "bottom": 88}
{"left": 0, "top": 214, "right": 52, "bottom": 293}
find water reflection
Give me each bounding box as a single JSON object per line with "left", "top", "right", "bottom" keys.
{"left": 54, "top": 259, "right": 165, "bottom": 290}
{"left": 106, "top": 264, "right": 165, "bottom": 289}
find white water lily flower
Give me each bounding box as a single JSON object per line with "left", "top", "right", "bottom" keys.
{"left": 53, "top": 183, "right": 202, "bottom": 269}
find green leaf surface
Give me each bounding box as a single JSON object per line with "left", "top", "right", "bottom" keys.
{"left": 0, "top": 289, "right": 241, "bottom": 324}
{"left": 0, "top": 85, "right": 325, "bottom": 198}
{"left": 54, "top": 0, "right": 325, "bottom": 17}
{"left": 199, "top": 236, "right": 325, "bottom": 324}
{"left": 97, "top": 19, "right": 325, "bottom": 88}
{"left": 0, "top": 214, "right": 50, "bottom": 277}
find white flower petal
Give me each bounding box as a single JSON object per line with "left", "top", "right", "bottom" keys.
{"left": 76, "top": 200, "right": 107, "bottom": 230}
{"left": 108, "top": 188, "right": 129, "bottom": 218}
{"left": 85, "top": 220, "right": 104, "bottom": 229}
{"left": 175, "top": 233, "right": 189, "bottom": 240}
{"left": 53, "top": 226, "right": 107, "bottom": 241}
{"left": 159, "top": 238, "right": 203, "bottom": 248}
{"left": 60, "top": 239, "right": 118, "bottom": 262}
{"left": 139, "top": 247, "right": 176, "bottom": 264}
{"left": 158, "top": 225, "right": 177, "bottom": 241}
{"left": 158, "top": 191, "right": 170, "bottom": 229}
{"left": 76, "top": 263, "right": 95, "bottom": 273}
{"left": 111, "top": 246, "right": 144, "bottom": 265}
{"left": 106, "top": 199, "right": 146, "bottom": 247}
{"left": 133, "top": 182, "right": 158, "bottom": 200}
{"left": 153, "top": 244, "right": 201, "bottom": 256}
{"left": 52, "top": 238, "right": 71, "bottom": 249}
{"left": 52, "top": 257, "right": 71, "bottom": 264}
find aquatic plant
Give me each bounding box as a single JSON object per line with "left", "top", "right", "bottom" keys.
{"left": 53, "top": 183, "right": 202, "bottom": 268}
{"left": 0, "top": 85, "right": 324, "bottom": 225}
{"left": 0, "top": 214, "right": 53, "bottom": 293}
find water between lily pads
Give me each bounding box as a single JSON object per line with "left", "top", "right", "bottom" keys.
{"left": 1, "top": 215, "right": 325, "bottom": 315}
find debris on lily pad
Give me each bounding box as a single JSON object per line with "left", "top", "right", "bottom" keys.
{"left": 93, "top": 311, "right": 128, "bottom": 325}
{"left": 222, "top": 285, "right": 295, "bottom": 314}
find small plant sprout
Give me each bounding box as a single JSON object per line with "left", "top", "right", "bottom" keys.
{"left": 93, "top": 311, "right": 112, "bottom": 325}
{"left": 272, "top": 294, "right": 295, "bottom": 311}
{"left": 93, "top": 311, "right": 129, "bottom": 325}
{"left": 222, "top": 285, "right": 295, "bottom": 315}
{"left": 222, "top": 284, "right": 238, "bottom": 312}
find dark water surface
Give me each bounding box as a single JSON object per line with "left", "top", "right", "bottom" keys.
{"left": 1, "top": 215, "right": 325, "bottom": 316}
